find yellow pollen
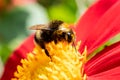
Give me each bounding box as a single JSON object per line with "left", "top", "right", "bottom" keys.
{"left": 12, "top": 41, "right": 87, "bottom": 80}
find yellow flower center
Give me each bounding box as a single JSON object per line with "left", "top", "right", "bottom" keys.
{"left": 12, "top": 41, "right": 87, "bottom": 80}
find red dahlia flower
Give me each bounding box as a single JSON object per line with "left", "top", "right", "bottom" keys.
{"left": 1, "top": 0, "right": 120, "bottom": 80}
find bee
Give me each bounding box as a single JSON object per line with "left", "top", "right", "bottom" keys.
{"left": 30, "top": 20, "right": 75, "bottom": 57}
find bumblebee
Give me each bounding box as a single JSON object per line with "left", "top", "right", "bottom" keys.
{"left": 30, "top": 20, "right": 75, "bottom": 57}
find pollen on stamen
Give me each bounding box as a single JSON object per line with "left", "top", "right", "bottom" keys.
{"left": 12, "top": 41, "right": 87, "bottom": 80}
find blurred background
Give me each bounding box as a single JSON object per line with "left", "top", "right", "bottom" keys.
{"left": 0, "top": 0, "right": 94, "bottom": 64}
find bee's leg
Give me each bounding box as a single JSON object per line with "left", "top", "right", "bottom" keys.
{"left": 43, "top": 47, "right": 52, "bottom": 60}
{"left": 39, "top": 42, "right": 51, "bottom": 57}
{"left": 44, "top": 49, "right": 50, "bottom": 57}
{"left": 44, "top": 48, "right": 52, "bottom": 61}
{"left": 34, "top": 36, "right": 51, "bottom": 58}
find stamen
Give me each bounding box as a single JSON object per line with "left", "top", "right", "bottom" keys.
{"left": 12, "top": 41, "right": 87, "bottom": 80}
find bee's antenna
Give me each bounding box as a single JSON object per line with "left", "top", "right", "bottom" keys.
{"left": 73, "top": 41, "right": 77, "bottom": 53}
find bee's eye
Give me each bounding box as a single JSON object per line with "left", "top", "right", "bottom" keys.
{"left": 67, "top": 32, "right": 71, "bottom": 35}
{"left": 67, "top": 32, "right": 73, "bottom": 43}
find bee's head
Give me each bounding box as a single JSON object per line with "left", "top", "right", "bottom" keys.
{"left": 52, "top": 22, "right": 75, "bottom": 43}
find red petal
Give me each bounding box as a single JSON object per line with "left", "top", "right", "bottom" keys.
{"left": 87, "top": 66, "right": 120, "bottom": 80}
{"left": 1, "top": 34, "right": 35, "bottom": 80}
{"left": 75, "top": 0, "right": 120, "bottom": 54}
{"left": 85, "top": 41, "right": 120, "bottom": 76}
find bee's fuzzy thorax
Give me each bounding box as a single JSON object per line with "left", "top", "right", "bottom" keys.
{"left": 49, "top": 20, "right": 64, "bottom": 29}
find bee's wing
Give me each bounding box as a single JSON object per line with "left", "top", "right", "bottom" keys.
{"left": 29, "top": 24, "right": 50, "bottom": 30}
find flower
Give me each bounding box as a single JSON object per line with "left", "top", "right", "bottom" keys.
{"left": 75, "top": 0, "right": 120, "bottom": 79}
{"left": 12, "top": 41, "right": 87, "bottom": 80}
{"left": 1, "top": 0, "right": 120, "bottom": 80}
